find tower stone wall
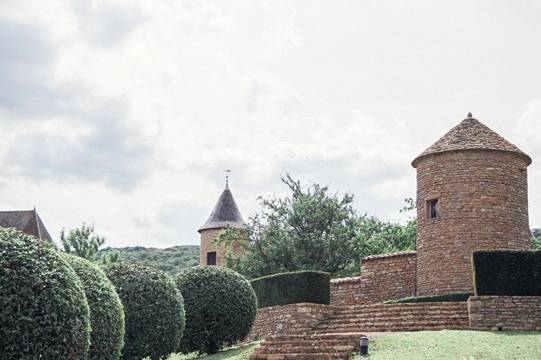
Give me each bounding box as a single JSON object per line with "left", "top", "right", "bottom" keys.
{"left": 199, "top": 228, "right": 226, "bottom": 266}
{"left": 413, "top": 116, "right": 532, "bottom": 295}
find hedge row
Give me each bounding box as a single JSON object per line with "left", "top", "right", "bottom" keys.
{"left": 383, "top": 292, "right": 472, "bottom": 304}
{"left": 472, "top": 250, "right": 541, "bottom": 296}
{"left": 0, "top": 228, "right": 91, "bottom": 359}
{"left": 251, "top": 270, "right": 330, "bottom": 308}
{"left": 63, "top": 254, "right": 125, "bottom": 360}
{"left": 106, "top": 263, "right": 185, "bottom": 360}
{"left": 176, "top": 267, "right": 257, "bottom": 355}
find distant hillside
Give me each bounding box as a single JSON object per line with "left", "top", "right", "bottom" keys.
{"left": 97, "top": 245, "right": 199, "bottom": 276}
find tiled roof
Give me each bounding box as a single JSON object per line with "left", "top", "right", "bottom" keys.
{"left": 0, "top": 209, "right": 53, "bottom": 242}
{"left": 412, "top": 114, "right": 531, "bottom": 167}
{"left": 198, "top": 186, "right": 245, "bottom": 232}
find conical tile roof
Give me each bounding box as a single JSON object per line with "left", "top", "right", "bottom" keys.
{"left": 412, "top": 114, "right": 531, "bottom": 167}
{"left": 198, "top": 186, "right": 245, "bottom": 232}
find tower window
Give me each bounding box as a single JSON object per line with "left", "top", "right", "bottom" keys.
{"left": 427, "top": 199, "right": 439, "bottom": 219}
{"left": 206, "top": 251, "right": 217, "bottom": 266}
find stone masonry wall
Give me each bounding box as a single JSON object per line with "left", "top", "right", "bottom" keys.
{"left": 247, "top": 303, "right": 335, "bottom": 340}
{"left": 468, "top": 296, "right": 541, "bottom": 331}
{"left": 199, "top": 228, "right": 225, "bottom": 266}
{"left": 330, "top": 251, "right": 417, "bottom": 305}
{"left": 416, "top": 150, "right": 531, "bottom": 296}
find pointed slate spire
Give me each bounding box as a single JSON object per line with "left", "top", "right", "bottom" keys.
{"left": 198, "top": 186, "right": 245, "bottom": 233}
{"left": 412, "top": 114, "right": 531, "bottom": 167}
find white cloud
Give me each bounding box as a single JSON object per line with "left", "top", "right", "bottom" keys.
{"left": 1, "top": 0, "right": 540, "bottom": 248}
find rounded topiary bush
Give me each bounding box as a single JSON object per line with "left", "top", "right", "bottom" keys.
{"left": 105, "top": 263, "right": 185, "bottom": 360}
{"left": 0, "top": 228, "right": 91, "bottom": 359}
{"left": 176, "top": 266, "right": 257, "bottom": 355}
{"left": 62, "top": 254, "right": 125, "bottom": 360}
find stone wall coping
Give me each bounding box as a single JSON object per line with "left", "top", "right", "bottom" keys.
{"left": 468, "top": 295, "right": 541, "bottom": 300}
{"left": 330, "top": 276, "right": 363, "bottom": 284}
{"left": 257, "top": 302, "right": 338, "bottom": 311}
{"left": 362, "top": 250, "right": 417, "bottom": 261}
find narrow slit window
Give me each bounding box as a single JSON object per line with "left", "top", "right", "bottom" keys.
{"left": 427, "top": 199, "right": 439, "bottom": 219}
{"left": 206, "top": 251, "right": 217, "bottom": 266}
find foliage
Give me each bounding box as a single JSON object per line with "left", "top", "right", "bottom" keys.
{"left": 62, "top": 253, "right": 125, "bottom": 360}
{"left": 165, "top": 342, "right": 259, "bottom": 360}
{"left": 532, "top": 228, "right": 541, "bottom": 249}
{"left": 176, "top": 266, "right": 257, "bottom": 355}
{"left": 383, "top": 292, "right": 472, "bottom": 304}
{"left": 355, "top": 215, "right": 416, "bottom": 261}
{"left": 105, "top": 263, "right": 185, "bottom": 360}
{"left": 216, "top": 175, "right": 360, "bottom": 278}
{"left": 250, "top": 270, "right": 330, "bottom": 308}
{"left": 216, "top": 175, "right": 416, "bottom": 278}
{"left": 0, "top": 228, "right": 91, "bottom": 359}
{"left": 61, "top": 223, "right": 106, "bottom": 261}
{"left": 472, "top": 250, "right": 541, "bottom": 296}
{"left": 98, "top": 246, "right": 199, "bottom": 276}
{"left": 352, "top": 330, "right": 541, "bottom": 360}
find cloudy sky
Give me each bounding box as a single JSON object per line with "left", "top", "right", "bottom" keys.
{"left": 1, "top": 0, "right": 540, "bottom": 248}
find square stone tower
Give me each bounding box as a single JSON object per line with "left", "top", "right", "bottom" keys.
{"left": 412, "top": 113, "right": 532, "bottom": 295}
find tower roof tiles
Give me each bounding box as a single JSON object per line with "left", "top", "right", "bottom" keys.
{"left": 412, "top": 114, "right": 531, "bottom": 167}
{"left": 198, "top": 186, "right": 245, "bottom": 232}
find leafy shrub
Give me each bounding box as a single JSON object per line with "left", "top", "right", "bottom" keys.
{"left": 473, "top": 250, "right": 541, "bottom": 296}
{"left": 0, "top": 228, "right": 91, "bottom": 359}
{"left": 105, "top": 263, "right": 185, "bottom": 360}
{"left": 62, "top": 253, "right": 125, "bottom": 360}
{"left": 383, "top": 292, "right": 473, "bottom": 304}
{"left": 176, "top": 266, "right": 257, "bottom": 355}
{"left": 251, "top": 271, "right": 330, "bottom": 308}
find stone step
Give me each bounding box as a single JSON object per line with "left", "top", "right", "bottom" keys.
{"left": 268, "top": 332, "right": 364, "bottom": 341}
{"left": 256, "top": 345, "right": 354, "bottom": 354}
{"left": 328, "top": 308, "right": 468, "bottom": 317}
{"left": 335, "top": 302, "right": 467, "bottom": 310}
{"left": 318, "top": 318, "right": 469, "bottom": 327}
{"left": 282, "top": 324, "right": 468, "bottom": 335}
{"left": 325, "top": 314, "right": 469, "bottom": 322}
{"left": 322, "top": 319, "right": 469, "bottom": 325}
{"left": 249, "top": 351, "right": 352, "bottom": 359}
{"left": 262, "top": 339, "right": 358, "bottom": 347}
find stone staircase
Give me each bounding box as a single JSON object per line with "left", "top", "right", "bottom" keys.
{"left": 249, "top": 302, "right": 469, "bottom": 359}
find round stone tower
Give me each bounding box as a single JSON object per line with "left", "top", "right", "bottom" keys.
{"left": 198, "top": 183, "right": 244, "bottom": 266}
{"left": 412, "top": 113, "right": 532, "bottom": 295}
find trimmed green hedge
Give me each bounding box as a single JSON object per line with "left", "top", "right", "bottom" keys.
{"left": 383, "top": 292, "right": 473, "bottom": 304}
{"left": 0, "top": 228, "right": 91, "bottom": 359}
{"left": 250, "top": 270, "right": 330, "bottom": 308}
{"left": 473, "top": 250, "right": 541, "bottom": 296}
{"left": 106, "top": 263, "right": 185, "bottom": 360}
{"left": 176, "top": 266, "right": 257, "bottom": 355}
{"left": 62, "top": 254, "right": 125, "bottom": 360}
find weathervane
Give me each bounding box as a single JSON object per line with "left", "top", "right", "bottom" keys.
{"left": 225, "top": 169, "right": 231, "bottom": 188}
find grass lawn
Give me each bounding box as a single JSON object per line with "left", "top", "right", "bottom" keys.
{"left": 159, "top": 331, "right": 541, "bottom": 360}
{"left": 164, "top": 343, "right": 259, "bottom": 360}
{"left": 355, "top": 330, "right": 541, "bottom": 360}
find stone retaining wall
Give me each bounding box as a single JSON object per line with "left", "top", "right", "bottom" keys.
{"left": 468, "top": 296, "right": 541, "bottom": 331}
{"left": 247, "top": 303, "right": 336, "bottom": 340}
{"left": 330, "top": 251, "right": 417, "bottom": 305}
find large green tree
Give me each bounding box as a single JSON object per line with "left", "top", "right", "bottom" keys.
{"left": 216, "top": 175, "right": 416, "bottom": 278}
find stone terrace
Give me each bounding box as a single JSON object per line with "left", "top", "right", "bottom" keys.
{"left": 249, "top": 301, "right": 469, "bottom": 359}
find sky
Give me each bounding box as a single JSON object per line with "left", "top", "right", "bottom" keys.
{"left": 1, "top": 0, "right": 540, "bottom": 248}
